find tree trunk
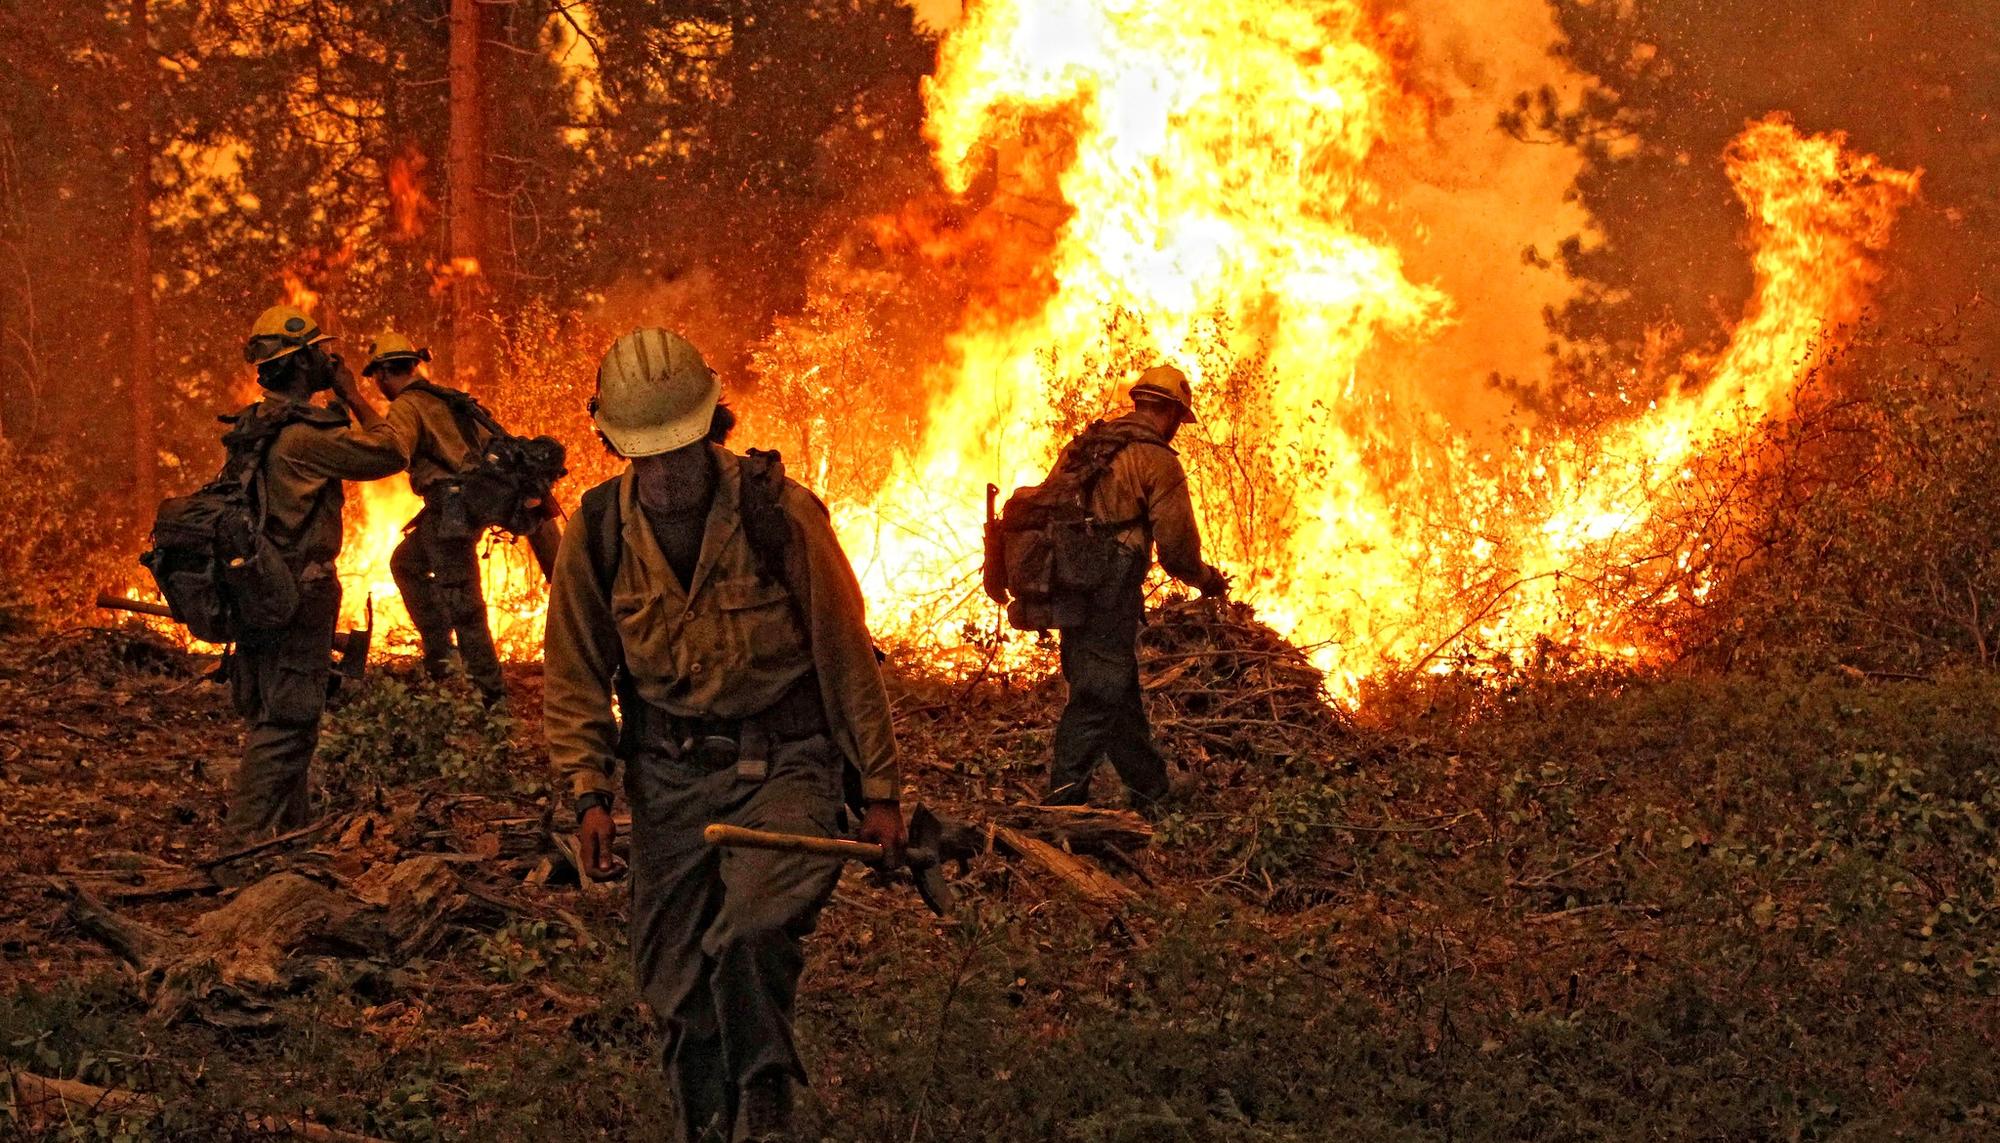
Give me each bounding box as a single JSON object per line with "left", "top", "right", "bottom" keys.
{"left": 447, "top": 0, "right": 487, "bottom": 389}
{"left": 127, "top": 0, "right": 155, "bottom": 514}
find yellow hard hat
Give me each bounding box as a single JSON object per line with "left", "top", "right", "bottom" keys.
{"left": 1129, "top": 364, "right": 1197, "bottom": 423}
{"left": 244, "top": 305, "right": 333, "bottom": 367}
{"left": 363, "top": 329, "right": 432, "bottom": 376}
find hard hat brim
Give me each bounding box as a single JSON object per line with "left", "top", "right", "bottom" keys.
{"left": 247, "top": 331, "right": 336, "bottom": 368}
{"left": 594, "top": 375, "right": 721, "bottom": 457}
{"left": 362, "top": 352, "right": 424, "bottom": 377}
{"left": 1131, "top": 385, "right": 1198, "bottom": 424}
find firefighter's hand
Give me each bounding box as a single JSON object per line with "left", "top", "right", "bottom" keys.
{"left": 858, "top": 800, "right": 908, "bottom": 869}
{"left": 1199, "top": 566, "right": 1232, "bottom": 601}
{"left": 326, "top": 353, "right": 358, "bottom": 396}
{"left": 577, "top": 805, "right": 621, "bottom": 881}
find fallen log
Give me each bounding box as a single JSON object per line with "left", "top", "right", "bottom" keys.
{"left": 55, "top": 879, "right": 176, "bottom": 971}
{"left": 986, "top": 804, "right": 1152, "bottom": 856}
{"left": 993, "top": 826, "right": 1137, "bottom": 908}
{"left": 54, "top": 854, "right": 218, "bottom": 903}
{"left": 197, "top": 816, "right": 339, "bottom": 870}
{"left": 7, "top": 1069, "right": 393, "bottom": 1143}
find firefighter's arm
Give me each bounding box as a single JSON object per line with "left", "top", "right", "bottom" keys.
{"left": 288, "top": 421, "right": 407, "bottom": 482}
{"left": 382, "top": 392, "right": 426, "bottom": 467}
{"left": 543, "top": 515, "right": 624, "bottom": 808}
{"left": 328, "top": 355, "right": 390, "bottom": 434}
{"left": 787, "top": 490, "right": 900, "bottom": 803}
{"left": 1142, "top": 450, "right": 1223, "bottom": 591}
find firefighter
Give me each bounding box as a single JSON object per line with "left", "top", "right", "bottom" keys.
{"left": 1045, "top": 363, "right": 1229, "bottom": 810}
{"left": 228, "top": 306, "right": 405, "bottom": 838}
{"left": 544, "top": 329, "right": 903, "bottom": 1143}
{"left": 369, "top": 331, "right": 507, "bottom": 705}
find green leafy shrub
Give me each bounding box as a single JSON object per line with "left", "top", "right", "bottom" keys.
{"left": 317, "top": 670, "right": 528, "bottom": 805}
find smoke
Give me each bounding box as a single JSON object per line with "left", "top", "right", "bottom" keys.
{"left": 1363, "top": 0, "right": 1592, "bottom": 433}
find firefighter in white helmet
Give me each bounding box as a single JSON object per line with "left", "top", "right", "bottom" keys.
{"left": 543, "top": 329, "right": 902, "bottom": 1143}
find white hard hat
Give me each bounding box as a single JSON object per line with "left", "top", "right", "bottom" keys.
{"left": 591, "top": 329, "right": 719, "bottom": 457}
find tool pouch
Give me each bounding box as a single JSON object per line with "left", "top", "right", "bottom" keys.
{"left": 736, "top": 723, "right": 771, "bottom": 782}
{"left": 428, "top": 481, "right": 477, "bottom": 542}
{"left": 223, "top": 535, "right": 301, "bottom": 631}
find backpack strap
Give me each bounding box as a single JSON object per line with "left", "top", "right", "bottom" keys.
{"left": 739, "top": 449, "right": 815, "bottom": 648}
{"left": 219, "top": 401, "right": 324, "bottom": 543}
{"left": 405, "top": 379, "right": 508, "bottom": 445}
{"left": 738, "top": 449, "right": 794, "bottom": 589}
{"left": 579, "top": 474, "right": 624, "bottom": 602}
{"left": 1063, "top": 420, "right": 1149, "bottom": 529}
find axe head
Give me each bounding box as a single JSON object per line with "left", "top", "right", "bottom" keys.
{"left": 333, "top": 596, "right": 373, "bottom": 683}
{"left": 905, "top": 805, "right": 955, "bottom": 916}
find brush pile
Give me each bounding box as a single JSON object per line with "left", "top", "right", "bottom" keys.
{"left": 1138, "top": 598, "right": 1352, "bottom": 776}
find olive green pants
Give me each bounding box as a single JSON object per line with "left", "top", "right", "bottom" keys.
{"left": 390, "top": 508, "right": 504, "bottom": 701}
{"left": 1048, "top": 586, "right": 1169, "bottom": 806}
{"left": 625, "top": 735, "right": 844, "bottom": 1143}
{"left": 226, "top": 580, "right": 340, "bottom": 838}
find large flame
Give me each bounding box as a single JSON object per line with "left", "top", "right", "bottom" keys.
{"left": 221, "top": 0, "right": 1917, "bottom": 695}
{"left": 828, "top": 0, "right": 1919, "bottom": 692}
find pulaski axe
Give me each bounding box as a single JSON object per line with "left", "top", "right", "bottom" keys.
{"left": 703, "top": 805, "right": 955, "bottom": 916}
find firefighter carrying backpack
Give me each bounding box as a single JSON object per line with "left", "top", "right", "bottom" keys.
{"left": 983, "top": 420, "right": 1149, "bottom": 631}
{"left": 140, "top": 404, "right": 312, "bottom": 642}
{"left": 407, "top": 381, "right": 568, "bottom": 538}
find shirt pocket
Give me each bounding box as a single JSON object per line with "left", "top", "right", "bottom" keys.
{"left": 713, "top": 575, "right": 805, "bottom": 670}
{"left": 612, "top": 577, "right": 683, "bottom": 680}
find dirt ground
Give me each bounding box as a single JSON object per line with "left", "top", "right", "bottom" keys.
{"left": 4, "top": 609, "right": 2000, "bottom": 1140}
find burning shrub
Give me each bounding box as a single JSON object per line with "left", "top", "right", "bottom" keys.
{"left": 488, "top": 300, "right": 624, "bottom": 510}
{"left": 1645, "top": 322, "right": 2000, "bottom": 675}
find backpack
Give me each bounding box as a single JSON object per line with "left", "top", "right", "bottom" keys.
{"left": 140, "top": 403, "right": 313, "bottom": 642}
{"left": 407, "top": 381, "right": 568, "bottom": 537}
{"left": 983, "top": 420, "right": 1150, "bottom": 631}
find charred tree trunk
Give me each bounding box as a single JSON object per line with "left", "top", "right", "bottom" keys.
{"left": 126, "top": 0, "right": 155, "bottom": 516}
{"left": 447, "top": 0, "right": 487, "bottom": 390}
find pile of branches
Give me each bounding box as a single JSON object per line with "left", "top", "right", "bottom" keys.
{"left": 1138, "top": 598, "right": 1352, "bottom": 775}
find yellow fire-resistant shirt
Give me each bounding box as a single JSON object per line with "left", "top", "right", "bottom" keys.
{"left": 385, "top": 384, "right": 487, "bottom": 496}
{"left": 1085, "top": 412, "right": 1218, "bottom": 590}
{"left": 543, "top": 447, "right": 901, "bottom": 804}
{"left": 251, "top": 393, "right": 406, "bottom": 566}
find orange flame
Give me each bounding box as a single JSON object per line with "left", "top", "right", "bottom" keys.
{"left": 821, "top": 0, "right": 1918, "bottom": 694}
{"left": 387, "top": 148, "right": 435, "bottom": 241}
{"left": 431, "top": 256, "right": 483, "bottom": 297}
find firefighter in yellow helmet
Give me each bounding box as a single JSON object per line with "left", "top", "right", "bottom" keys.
{"left": 1045, "top": 363, "right": 1228, "bottom": 810}
{"left": 366, "top": 330, "right": 510, "bottom": 704}
{"left": 543, "top": 329, "right": 902, "bottom": 1142}
{"left": 226, "top": 306, "right": 404, "bottom": 838}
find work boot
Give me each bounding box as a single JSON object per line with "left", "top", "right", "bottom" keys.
{"left": 736, "top": 1072, "right": 795, "bottom": 1143}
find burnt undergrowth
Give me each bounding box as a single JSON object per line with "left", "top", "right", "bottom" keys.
{"left": 2, "top": 605, "right": 1999, "bottom": 1138}
{"left": 8, "top": 323, "right": 2000, "bottom": 1136}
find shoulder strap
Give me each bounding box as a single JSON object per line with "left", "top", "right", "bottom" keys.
{"left": 219, "top": 402, "right": 313, "bottom": 534}
{"left": 1065, "top": 421, "right": 1145, "bottom": 497}
{"left": 406, "top": 380, "right": 508, "bottom": 442}
{"left": 580, "top": 475, "right": 623, "bottom": 601}
{"left": 739, "top": 448, "right": 816, "bottom": 649}
{"left": 738, "top": 449, "right": 793, "bottom": 588}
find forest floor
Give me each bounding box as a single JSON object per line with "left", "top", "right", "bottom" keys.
{"left": 2, "top": 600, "right": 1998, "bottom": 1141}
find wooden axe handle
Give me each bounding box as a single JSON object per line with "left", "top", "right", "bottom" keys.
{"left": 703, "top": 824, "right": 884, "bottom": 862}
